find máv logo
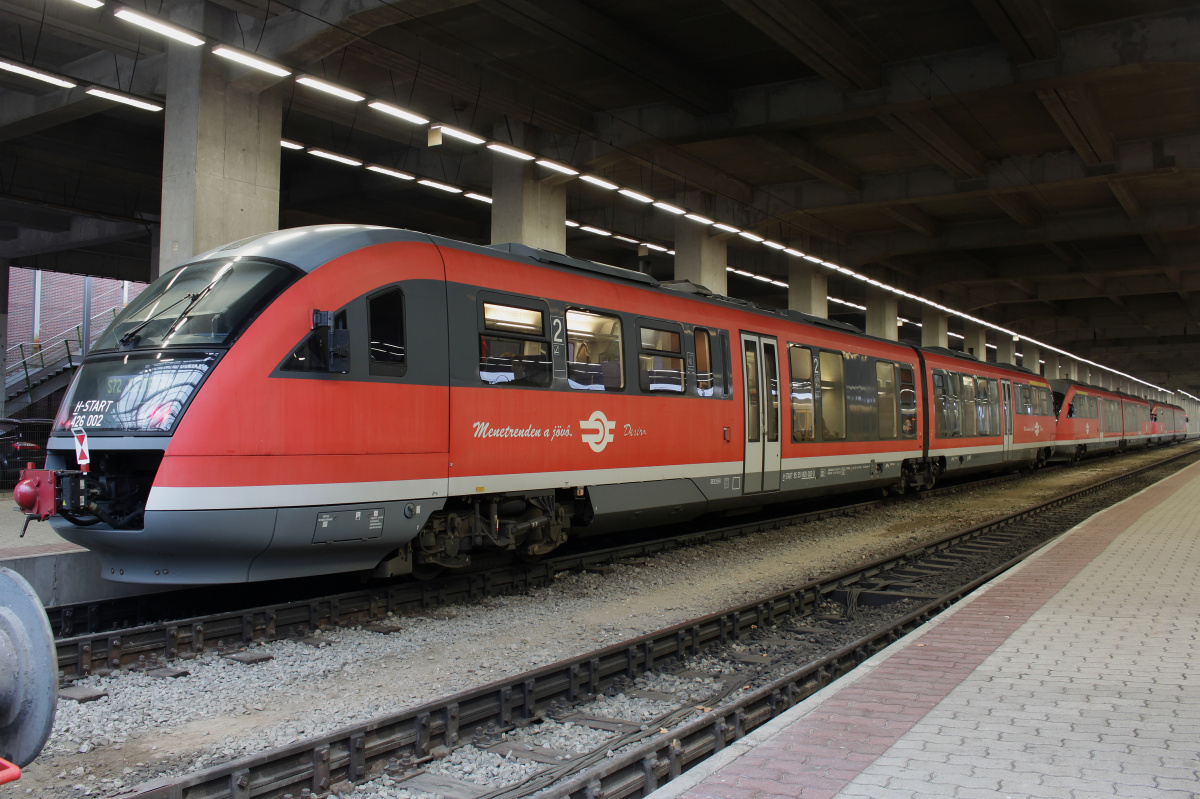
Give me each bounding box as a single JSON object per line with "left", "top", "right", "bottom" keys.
{"left": 580, "top": 410, "right": 616, "bottom": 453}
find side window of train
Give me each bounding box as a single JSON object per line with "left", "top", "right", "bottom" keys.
{"left": 566, "top": 309, "right": 624, "bottom": 391}
{"left": 898, "top": 365, "right": 917, "bottom": 437}
{"left": 943, "top": 372, "right": 961, "bottom": 436}
{"left": 637, "top": 323, "right": 684, "bottom": 393}
{"left": 479, "top": 301, "right": 552, "bottom": 388}
{"left": 819, "top": 351, "right": 846, "bottom": 440}
{"left": 975, "top": 377, "right": 990, "bottom": 436}
{"left": 788, "top": 345, "right": 815, "bottom": 442}
{"left": 694, "top": 328, "right": 721, "bottom": 396}
{"left": 875, "top": 361, "right": 898, "bottom": 439}
{"left": 988, "top": 379, "right": 1000, "bottom": 433}
{"left": 282, "top": 309, "right": 348, "bottom": 372}
{"left": 932, "top": 371, "right": 947, "bottom": 437}
{"left": 368, "top": 288, "right": 405, "bottom": 377}
{"left": 960, "top": 375, "right": 977, "bottom": 436}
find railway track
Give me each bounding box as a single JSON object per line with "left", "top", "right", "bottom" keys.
{"left": 50, "top": 462, "right": 1038, "bottom": 677}
{"left": 111, "top": 445, "right": 1199, "bottom": 799}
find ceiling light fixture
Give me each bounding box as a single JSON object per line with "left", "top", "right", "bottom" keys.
{"left": 579, "top": 226, "right": 611, "bottom": 236}
{"left": 418, "top": 179, "right": 462, "bottom": 193}
{"left": 684, "top": 213, "right": 713, "bottom": 224}
{"left": 367, "top": 101, "right": 428, "bottom": 125}
{"left": 279, "top": 139, "right": 304, "bottom": 150}
{"left": 212, "top": 46, "right": 290, "bottom": 76}
{"left": 617, "top": 189, "right": 653, "bottom": 203}
{"left": 711, "top": 223, "right": 740, "bottom": 233}
{"left": 68, "top": 0, "right": 104, "bottom": 7}
{"left": 652, "top": 202, "right": 686, "bottom": 215}
{"left": 565, "top": 220, "right": 580, "bottom": 227}
{"left": 307, "top": 148, "right": 362, "bottom": 166}
{"left": 430, "top": 125, "right": 485, "bottom": 145}
{"left": 579, "top": 175, "right": 618, "bottom": 190}
{"left": 113, "top": 8, "right": 204, "bottom": 45}
{"left": 366, "top": 165, "right": 415, "bottom": 180}
{"left": 295, "top": 76, "right": 364, "bottom": 102}
{"left": 85, "top": 87, "right": 163, "bottom": 111}
{"left": 464, "top": 193, "right": 493, "bottom": 203}
{"left": 642, "top": 242, "right": 668, "bottom": 252}
{"left": 0, "top": 58, "right": 76, "bottom": 88}
{"left": 738, "top": 231, "right": 765, "bottom": 242}
{"left": 536, "top": 159, "right": 578, "bottom": 175}
{"left": 487, "top": 143, "right": 535, "bottom": 160}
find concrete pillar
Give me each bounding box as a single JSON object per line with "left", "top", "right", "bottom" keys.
{"left": 491, "top": 158, "right": 567, "bottom": 252}
{"left": 1061, "top": 359, "right": 1078, "bottom": 381}
{"left": 865, "top": 288, "right": 899, "bottom": 341}
{"left": 963, "top": 322, "right": 988, "bottom": 361}
{"left": 921, "top": 306, "right": 948, "bottom": 348}
{"left": 161, "top": 0, "right": 282, "bottom": 272}
{"left": 787, "top": 256, "right": 827, "bottom": 318}
{"left": 1022, "top": 343, "right": 1040, "bottom": 375}
{"left": 995, "top": 335, "right": 1017, "bottom": 366}
{"left": 674, "top": 218, "right": 727, "bottom": 295}
{"left": 1042, "top": 351, "right": 1059, "bottom": 380}
{"left": 81, "top": 276, "right": 93, "bottom": 356}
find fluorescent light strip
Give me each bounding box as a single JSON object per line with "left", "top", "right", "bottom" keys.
{"left": 642, "top": 243, "right": 668, "bottom": 252}
{"left": 565, "top": 220, "right": 580, "bottom": 227}
{"left": 69, "top": 0, "right": 104, "bottom": 7}
{"left": 618, "top": 189, "right": 653, "bottom": 203}
{"left": 295, "top": 76, "right": 364, "bottom": 102}
{"left": 212, "top": 46, "right": 289, "bottom": 76}
{"left": 738, "top": 231, "right": 764, "bottom": 242}
{"left": 366, "top": 164, "right": 415, "bottom": 180}
{"left": 307, "top": 148, "right": 361, "bottom": 166}
{"left": 652, "top": 202, "right": 686, "bottom": 215}
{"left": 613, "top": 235, "right": 638, "bottom": 244}
{"left": 113, "top": 8, "right": 205, "bottom": 45}
{"left": 85, "top": 88, "right": 162, "bottom": 111}
{"left": 487, "top": 143, "right": 534, "bottom": 160}
{"left": 685, "top": 213, "right": 714, "bottom": 225}
{"left": 712, "top": 223, "right": 740, "bottom": 233}
{"left": 367, "top": 101, "right": 428, "bottom": 125}
{"left": 0, "top": 58, "right": 76, "bottom": 88}
{"left": 763, "top": 241, "right": 786, "bottom": 250}
{"left": 579, "top": 226, "right": 611, "bottom": 236}
{"left": 432, "top": 125, "right": 485, "bottom": 145}
{"left": 579, "top": 175, "right": 618, "bottom": 190}
{"left": 280, "top": 139, "right": 304, "bottom": 150}
{"left": 465, "top": 193, "right": 493, "bottom": 203}
{"left": 536, "top": 160, "right": 578, "bottom": 175}
{"left": 418, "top": 179, "right": 462, "bottom": 193}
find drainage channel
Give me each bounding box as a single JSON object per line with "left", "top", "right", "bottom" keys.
{"left": 51, "top": 466, "right": 1036, "bottom": 678}
{"left": 113, "top": 447, "right": 1199, "bottom": 799}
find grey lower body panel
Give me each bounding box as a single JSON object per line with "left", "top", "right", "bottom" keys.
{"left": 51, "top": 497, "right": 446, "bottom": 584}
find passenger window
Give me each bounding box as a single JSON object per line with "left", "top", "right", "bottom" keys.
{"left": 479, "top": 302, "right": 551, "bottom": 387}
{"left": 976, "top": 378, "right": 990, "bottom": 436}
{"left": 945, "top": 373, "right": 961, "bottom": 436}
{"left": 695, "top": 329, "right": 718, "bottom": 396}
{"left": 567, "top": 309, "right": 623, "bottom": 390}
{"left": 638, "top": 325, "right": 684, "bottom": 393}
{"left": 932, "top": 372, "right": 947, "bottom": 438}
{"left": 745, "top": 341, "right": 760, "bottom": 442}
{"left": 898, "top": 365, "right": 917, "bottom": 438}
{"left": 764, "top": 342, "right": 780, "bottom": 444}
{"left": 876, "top": 362, "right": 898, "bottom": 438}
{"left": 961, "top": 375, "right": 977, "bottom": 436}
{"left": 989, "top": 379, "right": 1000, "bottom": 433}
{"left": 789, "top": 345, "right": 815, "bottom": 442}
{"left": 368, "top": 288, "right": 405, "bottom": 376}
{"left": 819, "top": 351, "right": 846, "bottom": 440}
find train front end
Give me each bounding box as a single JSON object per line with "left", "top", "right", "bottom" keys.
{"left": 15, "top": 226, "right": 451, "bottom": 583}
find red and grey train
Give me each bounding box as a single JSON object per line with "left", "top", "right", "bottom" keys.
{"left": 10, "top": 225, "right": 1186, "bottom": 584}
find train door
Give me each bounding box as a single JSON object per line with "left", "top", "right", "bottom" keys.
{"left": 740, "top": 333, "right": 782, "bottom": 493}
{"left": 1001, "top": 379, "right": 1014, "bottom": 460}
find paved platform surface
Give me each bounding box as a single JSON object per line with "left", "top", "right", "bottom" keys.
{"left": 0, "top": 502, "right": 82, "bottom": 561}
{"left": 653, "top": 456, "right": 1200, "bottom": 799}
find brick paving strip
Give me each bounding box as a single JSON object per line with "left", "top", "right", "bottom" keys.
{"left": 0, "top": 541, "right": 83, "bottom": 559}
{"left": 671, "top": 460, "right": 1200, "bottom": 799}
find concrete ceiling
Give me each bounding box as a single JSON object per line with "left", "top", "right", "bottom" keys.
{"left": 1, "top": 0, "right": 1199, "bottom": 393}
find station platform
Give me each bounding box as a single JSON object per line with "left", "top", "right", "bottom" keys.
{"left": 653, "top": 457, "right": 1200, "bottom": 799}
{"left": 0, "top": 503, "right": 159, "bottom": 607}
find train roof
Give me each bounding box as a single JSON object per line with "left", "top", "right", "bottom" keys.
{"left": 919, "top": 347, "right": 1046, "bottom": 381}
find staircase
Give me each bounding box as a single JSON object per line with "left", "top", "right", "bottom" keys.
{"left": 4, "top": 308, "right": 120, "bottom": 416}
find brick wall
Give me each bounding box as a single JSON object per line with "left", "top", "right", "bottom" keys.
{"left": 7, "top": 267, "right": 147, "bottom": 358}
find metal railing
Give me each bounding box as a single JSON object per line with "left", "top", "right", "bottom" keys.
{"left": 4, "top": 306, "right": 121, "bottom": 400}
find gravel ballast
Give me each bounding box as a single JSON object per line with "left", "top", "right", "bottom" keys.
{"left": 15, "top": 443, "right": 1198, "bottom": 797}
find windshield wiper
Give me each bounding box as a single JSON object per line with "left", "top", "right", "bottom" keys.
{"left": 118, "top": 294, "right": 197, "bottom": 346}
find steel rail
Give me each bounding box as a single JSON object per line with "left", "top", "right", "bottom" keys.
{"left": 113, "top": 446, "right": 1199, "bottom": 799}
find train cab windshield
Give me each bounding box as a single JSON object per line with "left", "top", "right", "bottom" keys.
{"left": 94, "top": 258, "right": 299, "bottom": 351}
{"left": 56, "top": 257, "right": 299, "bottom": 434}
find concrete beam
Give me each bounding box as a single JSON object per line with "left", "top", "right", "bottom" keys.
{"left": 1036, "top": 85, "right": 1115, "bottom": 164}
{"left": 0, "top": 216, "right": 151, "bottom": 260}
{"left": 604, "top": 9, "right": 1200, "bottom": 140}
{"left": 483, "top": 0, "right": 725, "bottom": 115}
{"left": 719, "top": 0, "right": 881, "bottom": 91}
{"left": 750, "top": 133, "right": 860, "bottom": 192}
{"left": 969, "top": 0, "right": 1057, "bottom": 62}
